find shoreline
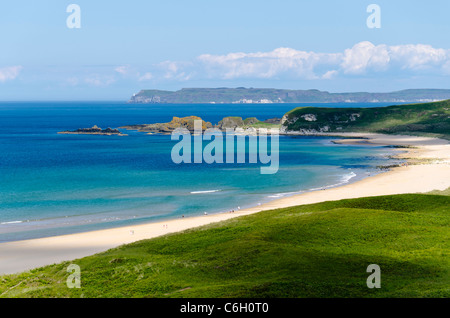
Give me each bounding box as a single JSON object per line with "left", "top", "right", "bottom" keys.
{"left": 1, "top": 133, "right": 449, "bottom": 275}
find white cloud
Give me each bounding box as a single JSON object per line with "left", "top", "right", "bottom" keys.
{"left": 111, "top": 42, "right": 450, "bottom": 84}
{"left": 341, "top": 41, "right": 390, "bottom": 74}
{"left": 157, "top": 61, "right": 193, "bottom": 81}
{"left": 84, "top": 75, "right": 115, "bottom": 87}
{"left": 340, "top": 42, "right": 450, "bottom": 75}
{"left": 158, "top": 41, "right": 450, "bottom": 81}
{"left": 0, "top": 66, "right": 23, "bottom": 82}
{"left": 138, "top": 72, "right": 153, "bottom": 81}
{"left": 389, "top": 44, "right": 449, "bottom": 70}
{"left": 322, "top": 70, "right": 338, "bottom": 79}
{"left": 114, "top": 65, "right": 131, "bottom": 75}
{"left": 197, "top": 48, "right": 340, "bottom": 80}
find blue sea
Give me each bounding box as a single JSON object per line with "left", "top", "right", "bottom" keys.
{"left": 0, "top": 102, "right": 403, "bottom": 242}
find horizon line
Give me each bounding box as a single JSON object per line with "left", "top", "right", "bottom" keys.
{"left": 1, "top": 87, "right": 449, "bottom": 103}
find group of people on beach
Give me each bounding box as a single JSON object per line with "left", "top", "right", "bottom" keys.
{"left": 228, "top": 206, "right": 241, "bottom": 213}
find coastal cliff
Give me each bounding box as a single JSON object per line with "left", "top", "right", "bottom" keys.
{"left": 280, "top": 99, "right": 450, "bottom": 139}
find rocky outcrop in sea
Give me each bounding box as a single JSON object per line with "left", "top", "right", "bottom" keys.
{"left": 58, "top": 125, "right": 127, "bottom": 136}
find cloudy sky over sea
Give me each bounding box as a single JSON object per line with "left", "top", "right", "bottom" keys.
{"left": 1, "top": 0, "right": 449, "bottom": 100}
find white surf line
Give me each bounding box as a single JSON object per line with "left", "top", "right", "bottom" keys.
{"left": 0, "top": 221, "right": 23, "bottom": 225}
{"left": 190, "top": 190, "right": 221, "bottom": 194}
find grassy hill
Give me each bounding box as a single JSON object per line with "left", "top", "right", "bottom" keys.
{"left": 282, "top": 99, "right": 450, "bottom": 139}
{"left": 1, "top": 193, "right": 449, "bottom": 298}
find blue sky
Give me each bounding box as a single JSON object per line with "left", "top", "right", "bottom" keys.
{"left": 0, "top": 0, "right": 449, "bottom": 100}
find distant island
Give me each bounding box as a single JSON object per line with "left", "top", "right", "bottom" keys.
{"left": 128, "top": 88, "right": 450, "bottom": 104}
{"left": 58, "top": 125, "right": 127, "bottom": 136}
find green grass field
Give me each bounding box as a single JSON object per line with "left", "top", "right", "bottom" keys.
{"left": 1, "top": 192, "right": 448, "bottom": 298}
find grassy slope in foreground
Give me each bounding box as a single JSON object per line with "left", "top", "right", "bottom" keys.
{"left": 283, "top": 99, "right": 450, "bottom": 139}
{"left": 0, "top": 193, "right": 449, "bottom": 298}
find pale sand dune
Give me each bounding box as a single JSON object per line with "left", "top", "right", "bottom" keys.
{"left": 1, "top": 133, "right": 449, "bottom": 275}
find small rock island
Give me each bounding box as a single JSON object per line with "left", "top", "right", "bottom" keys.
{"left": 120, "top": 116, "right": 281, "bottom": 135}
{"left": 120, "top": 116, "right": 213, "bottom": 134}
{"left": 58, "top": 125, "right": 127, "bottom": 136}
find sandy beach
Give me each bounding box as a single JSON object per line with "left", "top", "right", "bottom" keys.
{"left": 1, "top": 133, "right": 449, "bottom": 275}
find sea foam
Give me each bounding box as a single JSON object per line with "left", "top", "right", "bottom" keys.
{"left": 190, "top": 190, "right": 221, "bottom": 194}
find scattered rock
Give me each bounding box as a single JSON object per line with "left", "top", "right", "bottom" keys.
{"left": 58, "top": 126, "right": 127, "bottom": 136}
{"left": 300, "top": 114, "right": 317, "bottom": 122}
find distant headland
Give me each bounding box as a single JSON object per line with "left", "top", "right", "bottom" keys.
{"left": 128, "top": 88, "right": 450, "bottom": 104}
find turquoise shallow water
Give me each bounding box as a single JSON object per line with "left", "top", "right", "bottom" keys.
{"left": 0, "top": 102, "right": 402, "bottom": 241}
